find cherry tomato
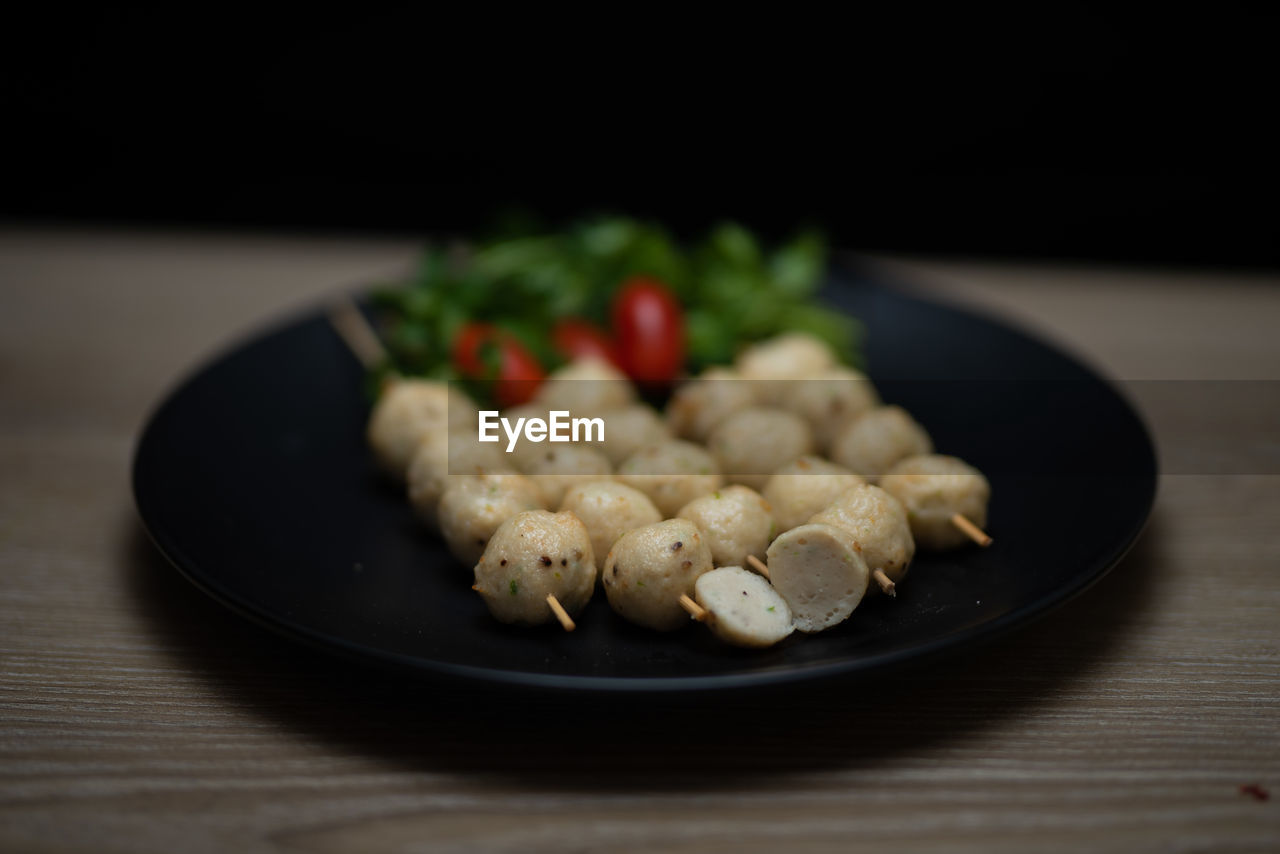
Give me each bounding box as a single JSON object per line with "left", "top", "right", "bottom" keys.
{"left": 451, "top": 323, "right": 545, "bottom": 407}
{"left": 552, "top": 319, "right": 620, "bottom": 367}
{"left": 611, "top": 276, "right": 685, "bottom": 385}
{"left": 451, "top": 322, "right": 498, "bottom": 377}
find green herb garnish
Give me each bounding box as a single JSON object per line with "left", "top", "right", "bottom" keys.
{"left": 368, "top": 217, "right": 862, "bottom": 403}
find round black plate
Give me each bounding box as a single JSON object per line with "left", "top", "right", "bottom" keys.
{"left": 133, "top": 268, "right": 1157, "bottom": 692}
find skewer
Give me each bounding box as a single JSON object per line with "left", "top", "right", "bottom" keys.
{"left": 872, "top": 569, "right": 896, "bottom": 597}
{"left": 546, "top": 594, "right": 576, "bottom": 632}
{"left": 678, "top": 593, "right": 710, "bottom": 622}
{"left": 328, "top": 297, "right": 388, "bottom": 370}
{"left": 745, "top": 554, "right": 771, "bottom": 580}
{"left": 950, "top": 513, "right": 993, "bottom": 547}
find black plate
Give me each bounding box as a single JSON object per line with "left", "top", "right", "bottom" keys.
{"left": 133, "top": 267, "right": 1157, "bottom": 692}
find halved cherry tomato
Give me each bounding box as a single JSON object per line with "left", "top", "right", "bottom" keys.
{"left": 552, "top": 319, "right": 620, "bottom": 367}
{"left": 451, "top": 323, "right": 545, "bottom": 407}
{"left": 611, "top": 276, "right": 685, "bottom": 385}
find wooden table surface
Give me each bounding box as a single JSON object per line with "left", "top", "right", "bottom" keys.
{"left": 2, "top": 230, "right": 1277, "bottom": 853}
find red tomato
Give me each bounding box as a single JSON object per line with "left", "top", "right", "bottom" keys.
{"left": 552, "top": 319, "right": 620, "bottom": 367}
{"left": 451, "top": 323, "right": 545, "bottom": 407}
{"left": 451, "top": 322, "right": 498, "bottom": 377}
{"left": 611, "top": 276, "right": 685, "bottom": 384}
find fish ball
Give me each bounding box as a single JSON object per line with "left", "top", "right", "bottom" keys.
{"left": 830, "top": 405, "right": 933, "bottom": 480}
{"left": 762, "top": 456, "right": 865, "bottom": 532}
{"left": 473, "top": 510, "right": 596, "bottom": 625}
{"left": 780, "top": 366, "right": 880, "bottom": 451}
{"left": 707, "top": 407, "right": 814, "bottom": 490}
{"left": 880, "top": 454, "right": 991, "bottom": 550}
{"left": 602, "top": 519, "right": 713, "bottom": 631}
{"left": 616, "top": 440, "right": 723, "bottom": 517}
{"left": 665, "top": 367, "right": 756, "bottom": 442}
{"left": 676, "top": 485, "right": 775, "bottom": 568}
{"left": 559, "top": 481, "right": 663, "bottom": 567}
{"left": 437, "top": 472, "right": 546, "bottom": 567}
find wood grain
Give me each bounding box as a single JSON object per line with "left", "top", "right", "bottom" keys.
{"left": 2, "top": 231, "right": 1277, "bottom": 853}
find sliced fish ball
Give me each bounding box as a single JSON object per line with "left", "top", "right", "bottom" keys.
{"left": 809, "top": 483, "right": 914, "bottom": 595}
{"left": 766, "top": 524, "right": 869, "bottom": 633}
{"left": 694, "top": 566, "right": 794, "bottom": 648}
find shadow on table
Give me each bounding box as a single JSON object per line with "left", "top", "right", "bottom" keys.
{"left": 125, "top": 512, "right": 1164, "bottom": 791}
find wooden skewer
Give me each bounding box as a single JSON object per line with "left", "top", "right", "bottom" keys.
{"left": 679, "top": 593, "right": 710, "bottom": 622}
{"left": 872, "top": 568, "right": 896, "bottom": 597}
{"left": 951, "top": 513, "right": 993, "bottom": 547}
{"left": 328, "top": 297, "right": 388, "bottom": 370}
{"left": 546, "top": 594, "right": 575, "bottom": 632}
{"left": 745, "top": 554, "right": 771, "bottom": 580}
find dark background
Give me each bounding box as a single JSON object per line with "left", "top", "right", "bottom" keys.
{"left": 5, "top": 8, "right": 1277, "bottom": 267}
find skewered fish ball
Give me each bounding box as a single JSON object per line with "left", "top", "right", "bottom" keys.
{"left": 665, "top": 367, "right": 756, "bottom": 442}
{"left": 520, "top": 444, "right": 613, "bottom": 508}
{"left": 534, "top": 357, "right": 635, "bottom": 413}
{"left": 735, "top": 332, "right": 837, "bottom": 404}
{"left": 602, "top": 519, "right": 713, "bottom": 631}
{"left": 780, "top": 366, "right": 881, "bottom": 452}
{"left": 692, "top": 566, "right": 794, "bottom": 648}
{"left": 616, "top": 439, "right": 723, "bottom": 517}
{"left": 809, "top": 483, "right": 914, "bottom": 596}
{"left": 676, "top": 485, "right": 775, "bottom": 569}
{"left": 762, "top": 456, "right": 865, "bottom": 532}
{"left": 765, "top": 523, "right": 870, "bottom": 633}
{"left": 473, "top": 510, "right": 596, "bottom": 626}
{"left": 558, "top": 481, "right": 663, "bottom": 567}
{"left": 444, "top": 386, "right": 481, "bottom": 434}
{"left": 591, "top": 404, "right": 671, "bottom": 465}
{"left": 707, "top": 407, "right": 815, "bottom": 490}
{"left": 830, "top": 405, "right": 933, "bottom": 480}
{"left": 499, "top": 403, "right": 555, "bottom": 472}
{"left": 437, "top": 472, "right": 546, "bottom": 567}
{"left": 406, "top": 429, "right": 512, "bottom": 529}
{"left": 880, "top": 454, "right": 991, "bottom": 550}
{"left": 366, "top": 379, "right": 454, "bottom": 479}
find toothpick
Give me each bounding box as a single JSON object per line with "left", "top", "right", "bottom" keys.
{"left": 328, "top": 297, "right": 389, "bottom": 370}
{"left": 745, "top": 554, "right": 771, "bottom": 580}
{"left": 951, "top": 513, "right": 993, "bottom": 547}
{"left": 546, "top": 594, "right": 576, "bottom": 632}
{"left": 679, "top": 593, "right": 710, "bottom": 622}
{"left": 872, "top": 568, "right": 896, "bottom": 597}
